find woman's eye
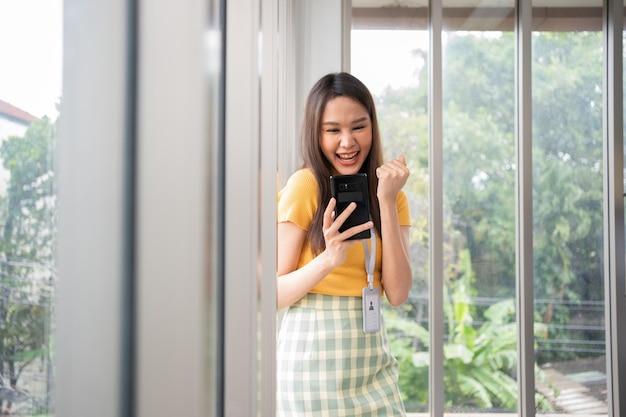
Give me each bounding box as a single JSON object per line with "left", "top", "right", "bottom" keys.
{"left": 326, "top": 128, "right": 339, "bottom": 133}
{"left": 354, "top": 125, "right": 365, "bottom": 130}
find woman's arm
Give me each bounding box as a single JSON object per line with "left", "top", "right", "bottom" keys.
{"left": 276, "top": 199, "right": 373, "bottom": 310}
{"left": 376, "top": 155, "right": 412, "bottom": 306}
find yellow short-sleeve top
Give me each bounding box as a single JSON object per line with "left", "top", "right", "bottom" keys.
{"left": 277, "top": 168, "right": 411, "bottom": 297}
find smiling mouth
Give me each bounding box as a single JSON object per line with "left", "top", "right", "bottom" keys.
{"left": 337, "top": 151, "right": 359, "bottom": 162}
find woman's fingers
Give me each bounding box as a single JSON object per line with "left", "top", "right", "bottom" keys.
{"left": 377, "top": 155, "right": 409, "bottom": 177}
{"left": 377, "top": 155, "right": 410, "bottom": 199}
{"left": 343, "top": 222, "right": 374, "bottom": 240}
{"left": 323, "top": 197, "right": 338, "bottom": 230}
{"left": 323, "top": 198, "right": 373, "bottom": 241}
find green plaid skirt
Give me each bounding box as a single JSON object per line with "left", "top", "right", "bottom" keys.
{"left": 276, "top": 293, "right": 406, "bottom": 417}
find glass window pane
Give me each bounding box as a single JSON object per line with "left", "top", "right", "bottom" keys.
{"left": 352, "top": 25, "right": 430, "bottom": 414}
{"left": 441, "top": 5, "right": 517, "bottom": 412}
{"left": 532, "top": 8, "right": 608, "bottom": 415}
{"left": 0, "top": 1, "right": 61, "bottom": 415}
{"left": 353, "top": 1, "right": 614, "bottom": 416}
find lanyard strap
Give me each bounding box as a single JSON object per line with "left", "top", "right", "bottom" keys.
{"left": 362, "top": 230, "right": 376, "bottom": 289}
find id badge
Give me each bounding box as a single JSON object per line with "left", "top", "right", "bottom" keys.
{"left": 362, "top": 286, "right": 381, "bottom": 333}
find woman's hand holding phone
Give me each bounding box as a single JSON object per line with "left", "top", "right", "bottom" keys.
{"left": 330, "top": 174, "right": 371, "bottom": 240}
{"left": 322, "top": 198, "right": 373, "bottom": 269}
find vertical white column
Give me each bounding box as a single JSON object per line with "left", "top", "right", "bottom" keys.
{"left": 135, "top": 0, "right": 210, "bottom": 416}
{"left": 278, "top": 0, "right": 299, "bottom": 181}
{"left": 223, "top": 0, "right": 261, "bottom": 415}
{"left": 57, "top": 1, "right": 130, "bottom": 416}
{"left": 293, "top": 0, "right": 351, "bottom": 150}
{"left": 260, "top": 0, "right": 279, "bottom": 415}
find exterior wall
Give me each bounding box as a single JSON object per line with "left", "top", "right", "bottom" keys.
{"left": 0, "top": 104, "right": 36, "bottom": 194}
{"left": 0, "top": 114, "right": 30, "bottom": 141}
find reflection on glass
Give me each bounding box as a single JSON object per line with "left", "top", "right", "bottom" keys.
{"left": 0, "top": 1, "right": 61, "bottom": 415}
{"left": 532, "top": 29, "right": 608, "bottom": 415}
{"left": 352, "top": 28, "right": 430, "bottom": 413}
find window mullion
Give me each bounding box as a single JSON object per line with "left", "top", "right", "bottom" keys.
{"left": 603, "top": 0, "right": 626, "bottom": 415}
{"left": 428, "top": 0, "right": 444, "bottom": 415}
{"left": 515, "top": 0, "right": 535, "bottom": 415}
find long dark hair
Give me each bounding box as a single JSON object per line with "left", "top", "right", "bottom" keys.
{"left": 301, "top": 72, "right": 383, "bottom": 254}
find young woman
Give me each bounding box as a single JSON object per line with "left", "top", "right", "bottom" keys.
{"left": 276, "top": 72, "right": 412, "bottom": 416}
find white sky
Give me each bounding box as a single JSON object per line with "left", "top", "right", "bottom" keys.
{"left": 0, "top": 0, "right": 63, "bottom": 120}
{"left": 351, "top": 29, "right": 428, "bottom": 96}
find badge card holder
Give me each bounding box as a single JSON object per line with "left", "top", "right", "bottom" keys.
{"left": 362, "top": 286, "right": 381, "bottom": 333}
{"left": 362, "top": 231, "right": 381, "bottom": 333}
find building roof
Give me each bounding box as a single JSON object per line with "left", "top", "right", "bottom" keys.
{"left": 0, "top": 99, "right": 38, "bottom": 125}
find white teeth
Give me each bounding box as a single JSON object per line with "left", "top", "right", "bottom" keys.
{"left": 338, "top": 152, "right": 358, "bottom": 160}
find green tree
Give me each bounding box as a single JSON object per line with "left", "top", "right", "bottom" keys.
{"left": 532, "top": 31, "right": 604, "bottom": 362}
{"left": 0, "top": 116, "right": 57, "bottom": 413}
{"left": 372, "top": 29, "right": 605, "bottom": 410}
{"left": 376, "top": 59, "right": 432, "bottom": 326}
{"left": 442, "top": 32, "right": 517, "bottom": 301}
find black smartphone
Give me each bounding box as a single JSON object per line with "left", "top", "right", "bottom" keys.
{"left": 330, "top": 173, "right": 371, "bottom": 240}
